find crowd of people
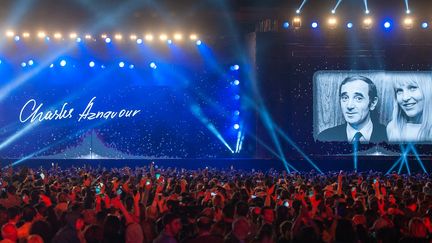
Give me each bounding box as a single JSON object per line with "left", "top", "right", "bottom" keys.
{"left": 0, "top": 163, "right": 431, "bottom": 243}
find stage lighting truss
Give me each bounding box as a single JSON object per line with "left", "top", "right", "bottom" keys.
{"left": 2, "top": 31, "right": 200, "bottom": 44}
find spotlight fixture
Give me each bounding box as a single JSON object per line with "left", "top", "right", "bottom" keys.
{"left": 173, "top": 33, "right": 183, "bottom": 40}
{"left": 114, "top": 34, "right": 122, "bottom": 40}
{"left": 365, "top": 10, "right": 370, "bottom": 14}
{"left": 421, "top": 22, "right": 428, "bottom": 29}
{"left": 37, "top": 31, "right": 46, "bottom": 38}
{"left": 196, "top": 40, "right": 202, "bottom": 45}
{"left": 311, "top": 22, "right": 318, "bottom": 28}
{"left": 283, "top": 22, "right": 290, "bottom": 29}
{"left": 293, "top": 16, "right": 302, "bottom": 28}
{"left": 189, "top": 34, "right": 198, "bottom": 40}
{"left": 54, "top": 32, "right": 62, "bottom": 39}
{"left": 159, "top": 34, "right": 168, "bottom": 41}
{"left": 149, "top": 62, "right": 157, "bottom": 69}
{"left": 85, "top": 34, "right": 92, "bottom": 40}
{"left": 129, "top": 34, "right": 137, "bottom": 40}
{"left": 384, "top": 21, "right": 391, "bottom": 29}
{"left": 296, "top": 9, "right": 300, "bottom": 14}
{"left": 145, "top": 34, "right": 154, "bottom": 41}
{"left": 328, "top": 17, "right": 337, "bottom": 29}
{"left": 362, "top": 17, "right": 373, "bottom": 29}
{"left": 232, "top": 64, "right": 240, "bottom": 70}
{"left": 101, "top": 34, "right": 107, "bottom": 39}
{"left": 22, "top": 32, "right": 30, "bottom": 38}
{"left": 403, "top": 17, "right": 414, "bottom": 29}
{"left": 347, "top": 22, "right": 353, "bottom": 28}
{"left": 69, "top": 33, "right": 77, "bottom": 39}
{"left": 5, "top": 30, "right": 14, "bottom": 37}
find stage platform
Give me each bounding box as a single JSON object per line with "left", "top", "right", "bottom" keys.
{"left": 2, "top": 155, "right": 431, "bottom": 173}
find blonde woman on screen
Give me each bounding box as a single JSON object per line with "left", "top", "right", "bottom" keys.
{"left": 386, "top": 73, "right": 432, "bottom": 142}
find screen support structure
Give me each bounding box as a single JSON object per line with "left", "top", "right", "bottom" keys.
{"left": 353, "top": 141, "right": 359, "bottom": 172}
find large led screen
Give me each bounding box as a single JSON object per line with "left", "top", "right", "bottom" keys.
{"left": 314, "top": 71, "right": 432, "bottom": 143}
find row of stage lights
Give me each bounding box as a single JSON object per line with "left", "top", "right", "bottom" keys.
{"left": 229, "top": 64, "right": 241, "bottom": 132}
{"left": 3, "top": 30, "right": 201, "bottom": 44}
{"left": 283, "top": 16, "right": 426, "bottom": 30}
{"left": 7, "top": 60, "right": 241, "bottom": 73}
{"left": 12, "top": 58, "right": 159, "bottom": 69}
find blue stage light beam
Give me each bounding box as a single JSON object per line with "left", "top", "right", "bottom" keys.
{"left": 363, "top": 0, "right": 369, "bottom": 14}
{"left": 0, "top": 0, "right": 37, "bottom": 49}
{"left": 190, "top": 104, "right": 234, "bottom": 153}
{"left": 274, "top": 126, "right": 323, "bottom": 174}
{"left": 242, "top": 95, "right": 297, "bottom": 173}
{"left": 259, "top": 107, "right": 291, "bottom": 173}
{"left": 0, "top": 44, "right": 77, "bottom": 102}
{"left": 398, "top": 155, "right": 405, "bottom": 174}
{"left": 297, "top": 0, "right": 308, "bottom": 14}
{"left": 235, "top": 127, "right": 242, "bottom": 153}
{"left": 76, "top": 0, "right": 143, "bottom": 31}
{"left": 10, "top": 143, "right": 53, "bottom": 167}
{"left": 409, "top": 143, "right": 427, "bottom": 174}
{"left": 398, "top": 144, "right": 409, "bottom": 174}
{"left": 332, "top": 0, "right": 343, "bottom": 14}
{"left": 196, "top": 42, "right": 225, "bottom": 75}
{"left": 405, "top": 0, "right": 410, "bottom": 14}
{"left": 405, "top": 157, "right": 411, "bottom": 175}
{"left": 0, "top": 121, "right": 40, "bottom": 151}
{"left": 386, "top": 157, "right": 402, "bottom": 175}
{"left": 238, "top": 134, "right": 245, "bottom": 153}
{"left": 247, "top": 131, "right": 298, "bottom": 172}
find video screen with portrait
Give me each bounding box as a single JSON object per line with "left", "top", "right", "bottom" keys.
{"left": 255, "top": 32, "right": 432, "bottom": 157}
{"left": 314, "top": 71, "right": 432, "bottom": 143}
